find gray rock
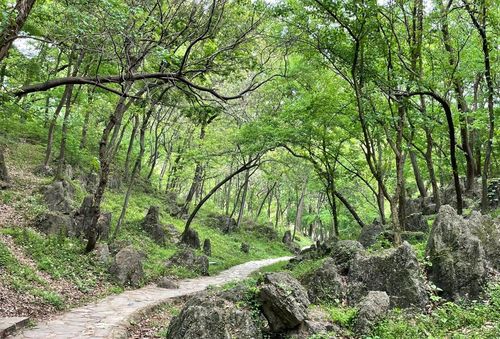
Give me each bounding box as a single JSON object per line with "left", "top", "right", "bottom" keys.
{"left": 36, "top": 211, "right": 75, "bottom": 236}
{"left": 468, "top": 212, "right": 500, "bottom": 270}
{"left": 205, "top": 213, "right": 238, "bottom": 234}
{"left": 426, "top": 205, "right": 487, "bottom": 300}
{"left": 180, "top": 228, "right": 201, "bottom": 249}
{"left": 73, "top": 195, "right": 110, "bottom": 240}
{"left": 109, "top": 245, "right": 144, "bottom": 287}
{"left": 240, "top": 242, "right": 250, "bottom": 254}
{"left": 330, "top": 240, "right": 364, "bottom": 274}
{"left": 96, "top": 212, "right": 111, "bottom": 240}
{"left": 41, "top": 180, "right": 74, "bottom": 214}
{"left": 62, "top": 164, "right": 73, "bottom": 180}
{"left": 203, "top": 239, "right": 211, "bottom": 257}
{"left": 165, "top": 248, "right": 209, "bottom": 276}
{"left": 80, "top": 171, "right": 98, "bottom": 193}
{"left": 405, "top": 212, "right": 428, "bottom": 232}
{"left": 93, "top": 243, "right": 110, "bottom": 265}
{"left": 302, "top": 258, "right": 345, "bottom": 303}
{"left": 358, "top": 220, "right": 384, "bottom": 247}
{"left": 259, "top": 272, "right": 310, "bottom": 332}
{"left": 354, "top": 291, "right": 390, "bottom": 335}
{"left": 157, "top": 277, "right": 179, "bottom": 289}
{"left": 167, "top": 292, "right": 261, "bottom": 339}
{"left": 348, "top": 242, "right": 428, "bottom": 309}
{"left": 0, "top": 146, "right": 9, "bottom": 182}
{"left": 165, "top": 191, "right": 183, "bottom": 217}
{"left": 33, "top": 164, "right": 54, "bottom": 177}
{"left": 141, "top": 206, "right": 166, "bottom": 245}
{"left": 282, "top": 230, "right": 292, "bottom": 244}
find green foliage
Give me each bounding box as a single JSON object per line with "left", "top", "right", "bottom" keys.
{"left": 371, "top": 284, "right": 500, "bottom": 338}
{"left": 0, "top": 241, "right": 64, "bottom": 309}
{"left": 0, "top": 227, "right": 110, "bottom": 293}
{"left": 321, "top": 304, "right": 358, "bottom": 328}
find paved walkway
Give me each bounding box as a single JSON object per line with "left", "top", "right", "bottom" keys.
{"left": 12, "top": 256, "right": 292, "bottom": 339}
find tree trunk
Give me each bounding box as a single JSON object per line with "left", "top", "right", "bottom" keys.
{"left": 293, "top": 176, "right": 308, "bottom": 240}
{"left": 0, "top": 146, "right": 9, "bottom": 182}
{"left": 409, "top": 150, "right": 427, "bottom": 198}
{"left": 85, "top": 84, "right": 132, "bottom": 253}
{"left": 236, "top": 168, "right": 251, "bottom": 228}
{"left": 183, "top": 156, "right": 261, "bottom": 235}
{"left": 0, "top": 0, "right": 37, "bottom": 63}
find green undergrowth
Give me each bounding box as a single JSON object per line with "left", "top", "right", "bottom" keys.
{"left": 102, "top": 189, "right": 293, "bottom": 281}
{"left": 0, "top": 227, "right": 111, "bottom": 293}
{"left": 0, "top": 241, "right": 64, "bottom": 309}
{"left": 372, "top": 284, "right": 500, "bottom": 338}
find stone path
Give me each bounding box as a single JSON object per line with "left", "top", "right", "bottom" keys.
{"left": 12, "top": 256, "right": 292, "bottom": 339}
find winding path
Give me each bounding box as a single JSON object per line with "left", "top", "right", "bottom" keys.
{"left": 12, "top": 256, "right": 292, "bottom": 339}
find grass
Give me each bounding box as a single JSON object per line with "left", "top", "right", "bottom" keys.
{"left": 0, "top": 227, "right": 111, "bottom": 293}
{"left": 0, "top": 241, "right": 64, "bottom": 309}
{"left": 371, "top": 284, "right": 500, "bottom": 338}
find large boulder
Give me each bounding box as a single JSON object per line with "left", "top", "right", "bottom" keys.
{"left": 165, "top": 191, "right": 183, "bottom": 217}
{"left": 354, "top": 291, "right": 390, "bottom": 335}
{"left": 141, "top": 206, "right": 167, "bottom": 245}
{"left": 426, "top": 205, "right": 487, "bottom": 300}
{"left": 282, "top": 230, "right": 292, "bottom": 245}
{"left": 358, "top": 220, "right": 384, "bottom": 247}
{"left": 348, "top": 242, "right": 428, "bottom": 309}
{"left": 73, "top": 195, "right": 111, "bottom": 240}
{"left": 109, "top": 245, "right": 144, "bottom": 287}
{"left": 36, "top": 211, "right": 75, "bottom": 236}
{"left": 330, "top": 240, "right": 364, "bottom": 274}
{"left": 258, "top": 272, "right": 310, "bottom": 332}
{"left": 205, "top": 213, "right": 238, "bottom": 234}
{"left": 468, "top": 212, "right": 500, "bottom": 270}
{"left": 404, "top": 212, "right": 428, "bottom": 232}
{"left": 180, "top": 228, "right": 201, "bottom": 249}
{"left": 41, "top": 180, "right": 74, "bottom": 214}
{"left": 165, "top": 248, "right": 209, "bottom": 276}
{"left": 302, "top": 258, "right": 345, "bottom": 304}
{"left": 167, "top": 291, "right": 261, "bottom": 339}
{"left": 93, "top": 243, "right": 111, "bottom": 265}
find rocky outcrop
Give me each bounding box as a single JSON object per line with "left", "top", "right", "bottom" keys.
{"left": 205, "top": 213, "right": 238, "bottom": 234}
{"left": 141, "top": 206, "right": 166, "bottom": 245}
{"left": 330, "top": 240, "right": 364, "bottom": 274}
{"left": 157, "top": 277, "right": 179, "bottom": 289}
{"left": 282, "top": 230, "right": 292, "bottom": 245}
{"left": 467, "top": 211, "right": 500, "bottom": 271}
{"left": 354, "top": 291, "right": 390, "bottom": 335}
{"left": 180, "top": 228, "right": 201, "bottom": 249}
{"left": 165, "top": 191, "right": 183, "bottom": 217}
{"left": 426, "top": 205, "right": 487, "bottom": 300}
{"left": 203, "top": 239, "right": 211, "bottom": 257}
{"left": 93, "top": 243, "right": 110, "bottom": 265}
{"left": 358, "top": 220, "right": 384, "bottom": 247}
{"left": 41, "top": 180, "right": 74, "bottom": 214}
{"left": 302, "top": 258, "right": 345, "bottom": 303}
{"left": 36, "top": 211, "right": 75, "bottom": 236}
{"left": 109, "top": 245, "right": 144, "bottom": 287}
{"left": 258, "top": 272, "right": 310, "bottom": 332}
{"left": 167, "top": 291, "right": 261, "bottom": 339}
{"left": 73, "top": 195, "right": 111, "bottom": 240}
{"left": 348, "top": 242, "right": 428, "bottom": 309}
{"left": 165, "top": 248, "right": 209, "bottom": 276}
{"left": 240, "top": 242, "right": 250, "bottom": 254}
{"left": 404, "top": 212, "right": 428, "bottom": 232}
{"left": 0, "top": 146, "right": 9, "bottom": 183}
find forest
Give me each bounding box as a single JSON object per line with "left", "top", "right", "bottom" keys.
{"left": 0, "top": 0, "right": 498, "bottom": 338}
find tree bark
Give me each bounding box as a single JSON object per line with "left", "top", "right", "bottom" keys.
{"left": 0, "top": 0, "right": 37, "bottom": 63}
{"left": 183, "top": 156, "right": 261, "bottom": 235}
